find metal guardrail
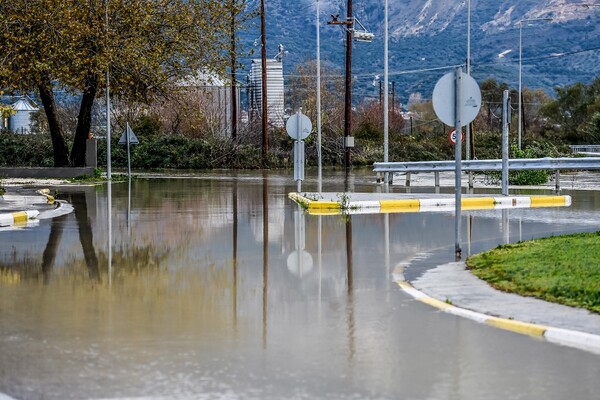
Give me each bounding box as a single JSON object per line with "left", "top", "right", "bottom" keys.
{"left": 373, "top": 157, "right": 600, "bottom": 190}
{"left": 570, "top": 145, "right": 600, "bottom": 153}
{"left": 373, "top": 157, "right": 600, "bottom": 173}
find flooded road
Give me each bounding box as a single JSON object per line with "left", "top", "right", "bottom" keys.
{"left": 1, "top": 171, "right": 599, "bottom": 399}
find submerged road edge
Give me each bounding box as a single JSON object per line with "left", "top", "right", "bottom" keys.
{"left": 393, "top": 266, "right": 600, "bottom": 355}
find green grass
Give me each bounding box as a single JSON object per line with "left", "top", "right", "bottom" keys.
{"left": 466, "top": 232, "right": 600, "bottom": 313}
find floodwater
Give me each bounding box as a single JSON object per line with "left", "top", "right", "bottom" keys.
{"left": 1, "top": 170, "right": 599, "bottom": 400}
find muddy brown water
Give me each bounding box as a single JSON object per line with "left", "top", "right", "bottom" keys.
{"left": 1, "top": 171, "right": 599, "bottom": 399}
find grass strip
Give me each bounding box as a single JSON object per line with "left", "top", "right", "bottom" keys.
{"left": 466, "top": 231, "right": 600, "bottom": 313}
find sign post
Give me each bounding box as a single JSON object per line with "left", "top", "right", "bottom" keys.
{"left": 432, "top": 68, "right": 481, "bottom": 258}
{"left": 502, "top": 90, "right": 510, "bottom": 196}
{"left": 286, "top": 110, "right": 313, "bottom": 192}
{"left": 119, "top": 122, "right": 140, "bottom": 179}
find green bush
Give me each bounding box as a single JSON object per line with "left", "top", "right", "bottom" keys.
{"left": 0, "top": 132, "right": 54, "bottom": 167}
{"left": 485, "top": 144, "right": 550, "bottom": 186}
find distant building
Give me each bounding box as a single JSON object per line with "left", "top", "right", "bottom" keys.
{"left": 178, "top": 72, "right": 242, "bottom": 138}
{"left": 1, "top": 97, "right": 39, "bottom": 134}
{"left": 247, "top": 59, "right": 285, "bottom": 128}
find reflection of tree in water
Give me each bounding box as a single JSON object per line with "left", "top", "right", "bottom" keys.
{"left": 1, "top": 191, "right": 169, "bottom": 285}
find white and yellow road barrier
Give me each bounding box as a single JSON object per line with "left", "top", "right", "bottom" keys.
{"left": 289, "top": 192, "right": 571, "bottom": 215}
{"left": 0, "top": 210, "right": 40, "bottom": 227}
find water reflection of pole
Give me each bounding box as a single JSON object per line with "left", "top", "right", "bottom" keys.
{"left": 346, "top": 215, "right": 355, "bottom": 361}
{"left": 384, "top": 213, "right": 390, "bottom": 291}
{"left": 127, "top": 177, "right": 132, "bottom": 237}
{"left": 233, "top": 179, "right": 238, "bottom": 332}
{"left": 502, "top": 209, "right": 510, "bottom": 245}
{"left": 262, "top": 173, "right": 269, "bottom": 349}
{"left": 467, "top": 215, "right": 472, "bottom": 257}
{"left": 108, "top": 181, "right": 112, "bottom": 287}
{"left": 318, "top": 215, "right": 323, "bottom": 317}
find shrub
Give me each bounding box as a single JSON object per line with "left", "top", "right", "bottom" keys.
{"left": 0, "top": 132, "right": 54, "bottom": 167}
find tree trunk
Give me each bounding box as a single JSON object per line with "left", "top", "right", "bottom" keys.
{"left": 70, "top": 74, "right": 98, "bottom": 167}
{"left": 38, "top": 79, "right": 69, "bottom": 167}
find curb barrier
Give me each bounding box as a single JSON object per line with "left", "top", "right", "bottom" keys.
{"left": 36, "top": 189, "right": 55, "bottom": 204}
{"left": 289, "top": 193, "right": 572, "bottom": 215}
{"left": 0, "top": 210, "right": 39, "bottom": 227}
{"left": 394, "top": 275, "right": 600, "bottom": 355}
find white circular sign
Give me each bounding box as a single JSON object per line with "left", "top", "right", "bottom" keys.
{"left": 432, "top": 71, "right": 481, "bottom": 127}
{"left": 286, "top": 113, "right": 313, "bottom": 141}
{"left": 448, "top": 129, "right": 464, "bottom": 144}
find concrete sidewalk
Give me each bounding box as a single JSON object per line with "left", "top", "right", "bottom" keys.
{"left": 394, "top": 261, "right": 600, "bottom": 355}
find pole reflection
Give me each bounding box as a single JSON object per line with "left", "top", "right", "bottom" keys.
{"left": 502, "top": 209, "right": 510, "bottom": 245}
{"left": 345, "top": 215, "right": 355, "bottom": 361}
{"left": 262, "top": 172, "right": 269, "bottom": 349}
{"left": 232, "top": 178, "right": 238, "bottom": 334}
{"left": 107, "top": 181, "right": 113, "bottom": 287}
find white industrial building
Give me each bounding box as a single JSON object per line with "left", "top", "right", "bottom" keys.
{"left": 0, "top": 97, "right": 39, "bottom": 134}
{"left": 177, "top": 72, "right": 242, "bottom": 138}
{"left": 247, "top": 59, "right": 284, "bottom": 128}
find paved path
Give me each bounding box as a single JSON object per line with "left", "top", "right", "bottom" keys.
{"left": 396, "top": 261, "right": 600, "bottom": 354}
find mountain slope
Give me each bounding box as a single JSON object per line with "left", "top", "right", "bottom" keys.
{"left": 244, "top": 0, "right": 600, "bottom": 104}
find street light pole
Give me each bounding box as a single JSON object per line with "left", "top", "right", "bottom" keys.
{"left": 105, "top": 0, "right": 111, "bottom": 181}
{"left": 518, "top": 21, "right": 523, "bottom": 150}
{"left": 317, "top": 0, "right": 322, "bottom": 193}
{"left": 518, "top": 17, "right": 552, "bottom": 150}
{"left": 383, "top": 0, "right": 389, "bottom": 184}
{"left": 260, "top": 0, "right": 268, "bottom": 164}
{"left": 466, "top": 0, "right": 472, "bottom": 188}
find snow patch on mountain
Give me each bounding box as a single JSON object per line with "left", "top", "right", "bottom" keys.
{"left": 481, "top": 5, "right": 516, "bottom": 32}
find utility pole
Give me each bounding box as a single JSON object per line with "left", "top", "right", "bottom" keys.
{"left": 328, "top": 3, "right": 354, "bottom": 174}
{"left": 260, "top": 0, "right": 268, "bottom": 163}
{"left": 344, "top": 0, "right": 353, "bottom": 174}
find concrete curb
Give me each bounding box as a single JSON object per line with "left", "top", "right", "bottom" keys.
{"left": 393, "top": 267, "right": 600, "bottom": 355}
{"left": 289, "top": 192, "right": 572, "bottom": 215}
{"left": 0, "top": 210, "right": 39, "bottom": 227}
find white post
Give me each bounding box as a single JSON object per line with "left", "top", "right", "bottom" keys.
{"left": 518, "top": 21, "right": 523, "bottom": 150}
{"left": 454, "top": 67, "right": 462, "bottom": 258}
{"left": 105, "top": 0, "right": 112, "bottom": 180}
{"left": 316, "top": 0, "right": 322, "bottom": 193}
{"left": 502, "top": 90, "right": 510, "bottom": 196}
{"left": 383, "top": 0, "right": 389, "bottom": 184}
{"left": 466, "top": 0, "right": 473, "bottom": 188}
{"left": 297, "top": 109, "right": 301, "bottom": 193}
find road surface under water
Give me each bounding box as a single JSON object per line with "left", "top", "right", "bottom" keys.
{"left": 1, "top": 171, "right": 599, "bottom": 400}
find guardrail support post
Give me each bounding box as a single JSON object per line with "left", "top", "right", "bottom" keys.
{"left": 434, "top": 171, "right": 439, "bottom": 187}
{"left": 555, "top": 170, "right": 560, "bottom": 192}
{"left": 405, "top": 172, "right": 411, "bottom": 187}
{"left": 502, "top": 90, "right": 510, "bottom": 196}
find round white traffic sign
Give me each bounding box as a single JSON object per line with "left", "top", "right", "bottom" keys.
{"left": 286, "top": 112, "right": 313, "bottom": 141}
{"left": 432, "top": 71, "right": 481, "bottom": 127}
